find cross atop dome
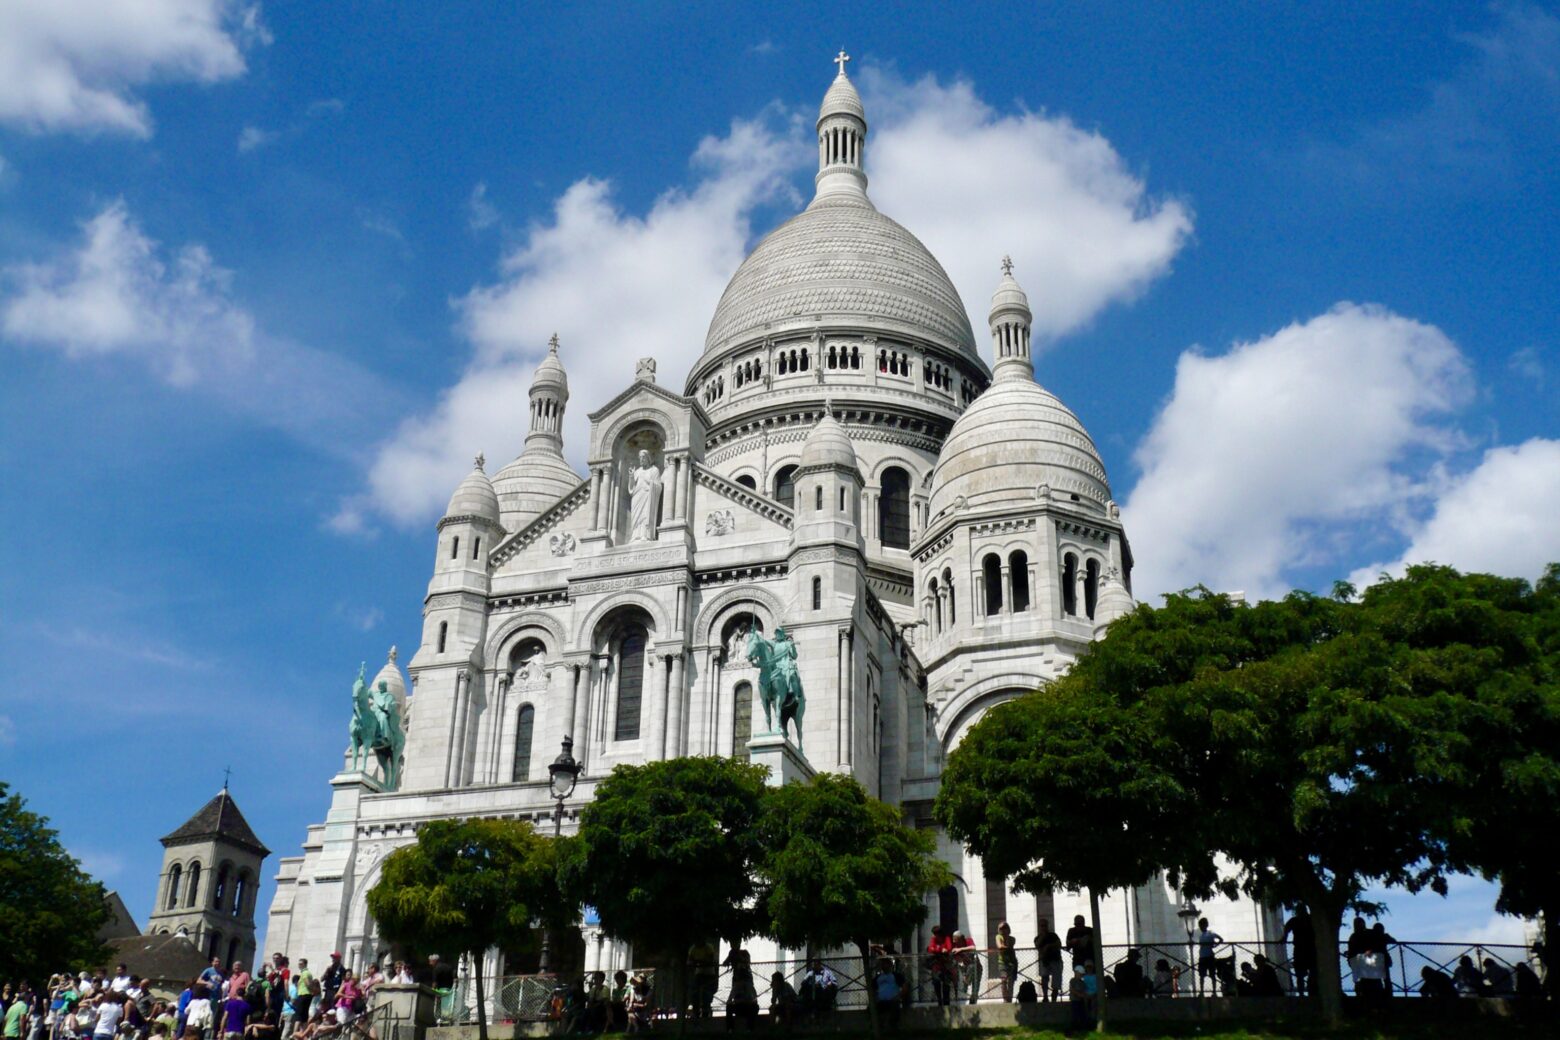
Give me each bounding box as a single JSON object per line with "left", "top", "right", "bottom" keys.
{"left": 474, "top": 452, "right": 485, "bottom": 472}
{"left": 834, "top": 49, "right": 850, "bottom": 76}
{"left": 548, "top": 332, "right": 559, "bottom": 354}
{"left": 1001, "top": 255, "right": 1014, "bottom": 276}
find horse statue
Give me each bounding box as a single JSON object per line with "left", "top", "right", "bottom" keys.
{"left": 349, "top": 663, "right": 406, "bottom": 790}
{"left": 746, "top": 627, "right": 805, "bottom": 746}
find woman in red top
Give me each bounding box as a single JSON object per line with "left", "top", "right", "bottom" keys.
{"left": 926, "top": 926, "right": 954, "bottom": 1006}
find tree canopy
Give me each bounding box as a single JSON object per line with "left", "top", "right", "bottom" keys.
{"left": 573, "top": 756, "right": 770, "bottom": 953}
{"left": 0, "top": 782, "right": 110, "bottom": 984}
{"left": 366, "top": 817, "right": 560, "bottom": 1040}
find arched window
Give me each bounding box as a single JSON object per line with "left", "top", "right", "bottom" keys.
{"left": 471, "top": 538, "right": 481, "bottom": 560}
{"left": 227, "top": 937, "right": 240, "bottom": 968}
{"left": 879, "top": 467, "right": 911, "bottom": 549}
{"left": 812, "top": 576, "right": 823, "bottom": 611}
{"left": 736, "top": 474, "right": 756, "bottom": 491}
{"left": 1085, "top": 558, "right": 1101, "bottom": 620}
{"left": 1010, "top": 550, "right": 1030, "bottom": 612}
{"left": 212, "top": 864, "right": 229, "bottom": 911}
{"left": 838, "top": 487, "right": 846, "bottom": 512}
{"left": 186, "top": 862, "right": 201, "bottom": 908}
{"left": 512, "top": 705, "right": 535, "bottom": 782}
{"left": 166, "top": 864, "right": 183, "bottom": 910}
{"left": 983, "top": 554, "right": 1003, "bottom": 615}
{"left": 1062, "top": 553, "right": 1078, "bottom": 616}
{"left": 450, "top": 536, "right": 459, "bottom": 560}
{"left": 938, "top": 885, "right": 960, "bottom": 934}
{"left": 207, "top": 932, "right": 222, "bottom": 961}
{"left": 437, "top": 622, "right": 448, "bottom": 654}
{"left": 733, "top": 681, "right": 753, "bottom": 761}
{"left": 232, "top": 871, "right": 248, "bottom": 915}
{"left": 773, "top": 465, "right": 797, "bottom": 510}
{"left": 815, "top": 485, "right": 823, "bottom": 511}
{"left": 929, "top": 578, "right": 942, "bottom": 634}
{"left": 614, "top": 623, "right": 648, "bottom": 741}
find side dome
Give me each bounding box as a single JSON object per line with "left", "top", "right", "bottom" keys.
{"left": 929, "top": 379, "right": 1111, "bottom": 522}
{"left": 445, "top": 456, "right": 500, "bottom": 524}
{"left": 493, "top": 450, "right": 581, "bottom": 529}
{"left": 799, "top": 411, "right": 857, "bottom": 471}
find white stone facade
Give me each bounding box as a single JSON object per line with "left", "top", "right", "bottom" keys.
{"left": 264, "top": 58, "right": 1281, "bottom": 979}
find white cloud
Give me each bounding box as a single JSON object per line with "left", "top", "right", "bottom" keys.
{"left": 352, "top": 112, "right": 810, "bottom": 526}
{"left": 2, "top": 200, "right": 403, "bottom": 451}
{"left": 1349, "top": 438, "right": 1560, "bottom": 589}
{"left": 467, "top": 182, "right": 499, "bottom": 232}
{"left": 237, "top": 124, "right": 278, "bottom": 152}
{"left": 1123, "top": 303, "right": 1475, "bottom": 601}
{"left": 0, "top": 0, "right": 265, "bottom": 137}
{"left": 863, "top": 69, "right": 1193, "bottom": 345}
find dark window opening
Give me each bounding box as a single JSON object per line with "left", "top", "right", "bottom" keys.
{"left": 512, "top": 705, "right": 535, "bottom": 782}
{"left": 1085, "top": 558, "right": 1100, "bottom": 620}
{"left": 733, "top": 681, "right": 752, "bottom": 761}
{"left": 614, "top": 625, "right": 647, "bottom": 741}
{"left": 774, "top": 465, "right": 797, "bottom": 510}
{"left": 437, "top": 621, "right": 448, "bottom": 654}
{"left": 812, "top": 576, "right": 822, "bottom": 611}
{"left": 879, "top": 467, "right": 911, "bottom": 550}
{"left": 1010, "top": 551, "right": 1031, "bottom": 612}
{"left": 938, "top": 885, "right": 960, "bottom": 935}
{"left": 450, "top": 536, "right": 459, "bottom": 560}
{"left": 736, "top": 474, "right": 756, "bottom": 490}
{"left": 815, "top": 485, "right": 823, "bottom": 511}
{"left": 983, "top": 554, "right": 1003, "bottom": 616}
{"left": 1062, "top": 554, "right": 1078, "bottom": 616}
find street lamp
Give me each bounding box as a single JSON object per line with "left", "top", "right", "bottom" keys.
{"left": 1177, "top": 900, "right": 1200, "bottom": 997}
{"left": 538, "top": 736, "right": 582, "bottom": 974}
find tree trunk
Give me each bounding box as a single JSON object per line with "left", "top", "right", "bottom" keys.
{"left": 860, "top": 939, "right": 880, "bottom": 1040}
{"left": 1308, "top": 899, "right": 1346, "bottom": 1027}
{"left": 1088, "top": 888, "right": 1108, "bottom": 1033}
{"left": 1542, "top": 904, "right": 1557, "bottom": 999}
{"left": 473, "top": 955, "right": 488, "bottom": 1040}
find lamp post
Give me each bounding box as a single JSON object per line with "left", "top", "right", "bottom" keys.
{"left": 538, "top": 736, "right": 582, "bottom": 975}
{"left": 1177, "top": 900, "right": 1200, "bottom": 997}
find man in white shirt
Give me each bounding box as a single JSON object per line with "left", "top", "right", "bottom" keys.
{"left": 109, "top": 968, "right": 131, "bottom": 995}
{"left": 92, "top": 995, "right": 123, "bottom": 1040}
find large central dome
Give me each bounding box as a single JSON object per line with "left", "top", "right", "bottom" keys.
{"left": 695, "top": 61, "right": 978, "bottom": 370}
{"left": 702, "top": 196, "right": 978, "bottom": 361}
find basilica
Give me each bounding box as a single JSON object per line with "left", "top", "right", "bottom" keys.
{"left": 265, "top": 55, "right": 1281, "bottom": 982}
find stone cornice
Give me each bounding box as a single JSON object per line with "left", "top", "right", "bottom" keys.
{"left": 693, "top": 463, "right": 794, "bottom": 529}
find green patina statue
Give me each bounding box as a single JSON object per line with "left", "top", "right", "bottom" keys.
{"left": 746, "top": 627, "right": 806, "bottom": 746}
{"left": 349, "top": 662, "right": 406, "bottom": 789}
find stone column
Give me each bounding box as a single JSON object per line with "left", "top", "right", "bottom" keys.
{"left": 667, "top": 652, "right": 686, "bottom": 757}
{"left": 493, "top": 676, "right": 514, "bottom": 784}
{"left": 569, "top": 662, "right": 588, "bottom": 746}
{"left": 644, "top": 652, "right": 667, "bottom": 757}
{"left": 837, "top": 628, "right": 853, "bottom": 770}
{"left": 446, "top": 671, "right": 469, "bottom": 788}
{"left": 1000, "top": 566, "right": 1013, "bottom": 614}
{"left": 590, "top": 467, "right": 604, "bottom": 531}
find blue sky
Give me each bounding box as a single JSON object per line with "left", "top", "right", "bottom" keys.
{"left": 2, "top": 2, "right": 1556, "bottom": 951}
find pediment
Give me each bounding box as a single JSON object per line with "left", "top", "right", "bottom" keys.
{"left": 489, "top": 476, "right": 592, "bottom": 570}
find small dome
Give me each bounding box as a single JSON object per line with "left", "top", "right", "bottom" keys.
{"left": 1094, "top": 571, "right": 1136, "bottom": 631}
{"left": 799, "top": 411, "right": 857, "bottom": 471}
{"left": 534, "top": 333, "right": 567, "bottom": 392}
{"left": 371, "top": 646, "right": 409, "bottom": 716}
{"left": 929, "top": 379, "right": 1111, "bottom": 521}
{"left": 493, "top": 449, "right": 582, "bottom": 530}
{"left": 445, "top": 455, "right": 500, "bottom": 524}
{"left": 820, "top": 69, "right": 865, "bottom": 124}
{"left": 990, "top": 259, "right": 1031, "bottom": 322}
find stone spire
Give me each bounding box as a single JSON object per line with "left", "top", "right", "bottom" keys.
{"left": 815, "top": 49, "right": 869, "bottom": 203}
{"left": 988, "top": 257, "right": 1034, "bottom": 382}
{"left": 526, "top": 333, "right": 569, "bottom": 452}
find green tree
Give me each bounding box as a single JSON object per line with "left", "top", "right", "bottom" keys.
{"left": 935, "top": 679, "right": 1202, "bottom": 1031}
{"left": 573, "top": 757, "right": 769, "bottom": 1015}
{"left": 366, "top": 817, "right": 561, "bottom": 1040}
{"left": 0, "top": 782, "right": 110, "bottom": 983}
{"left": 755, "top": 774, "right": 949, "bottom": 1036}
{"left": 1062, "top": 575, "right": 1526, "bottom": 1023}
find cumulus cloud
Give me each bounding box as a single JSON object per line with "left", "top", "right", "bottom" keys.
{"left": 1349, "top": 438, "right": 1560, "bottom": 589}
{"left": 863, "top": 69, "right": 1192, "bottom": 344}
{"left": 347, "top": 112, "right": 810, "bottom": 527}
{"left": 2, "top": 200, "right": 402, "bottom": 451}
{"left": 237, "top": 124, "right": 278, "bottom": 152}
{"left": 0, "top": 0, "right": 265, "bottom": 137}
{"left": 1123, "top": 303, "right": 1476, "bottom": 601}
{"left": 352, "top": 70, "right": 1191, "bottom": 527}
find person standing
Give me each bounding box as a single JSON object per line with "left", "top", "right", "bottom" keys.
{"left": 1195, "top": 918, "right": 1223, "bottom": 996}
{"left": 4, "top": 989, "right": 29, "bottom": 1040}
{"left": 92, "top": 994, "right": 125, "bottom": 1040}
{"left": 1281, "top": 906, "right": 1315, "bottom": 997}
{"left": 925, "top": 926, "right": 953, "bottom": 1007}
{"left": 318, "top": 957, "right": 344, "bottom": 1015}
{"left": 1063, "top": 916, "right": 1093, "bottom": 974}
{"left": 1034, "top": 919, "right": 1063, "bottom": 1003}
{"left": 687, "top": 941, "right": 718, "bottom": 1020}
{"left": 994, "top": 923, "right": 1017, "bottom": 1002}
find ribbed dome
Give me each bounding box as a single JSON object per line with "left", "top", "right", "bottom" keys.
{"left": 820, "top": 71, "right": 865, "bottom": 122}
{"left": 799, "top": 412, "right": 857, "bottom": 470}
{"left": 371, "top": 646, "right": 408, "bottom": 716}
{"left": 990, "top": 265, "right": 1031, "bottom": 318}
{"left": 534, "top": 334, "right": 567, "bottom": 390}
{"left": 445, "top": 457, "right": 500, "bottom": 524}
{"left": 493, "top": 449, "right": 582, "bottom": 530}
{"left": 701, "top": 198, "right": 978, "bottom": 362}
{"left": 929, "top": 379, "right": 1111, "bottom": 521}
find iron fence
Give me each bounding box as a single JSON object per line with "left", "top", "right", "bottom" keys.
{"left": 430, "top": 942, "right": 1540, "bottom": 1024}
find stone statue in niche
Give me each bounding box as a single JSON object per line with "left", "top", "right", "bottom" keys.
{"left": 635, "top": 357, "right": 657, "bottom": 383}
{"left": 514, "top": 650, "right": 544, "bottom": 684}
{"left": 628, "top": 449, "right": 662, "bottom": 542}
{"left": 550, "top": 532, "right": 576, "bottom": 556}
{"left": 705, "top": 509, "right": 735, "bottom": 536}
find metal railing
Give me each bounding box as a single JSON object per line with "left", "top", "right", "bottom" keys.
{"left": 431, "top": 942, "right": 1542, "bottom": 1024}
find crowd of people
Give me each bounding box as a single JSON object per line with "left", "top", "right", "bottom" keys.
{"left": 0, "top": 953, "right": 468, "bottom": 1040}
